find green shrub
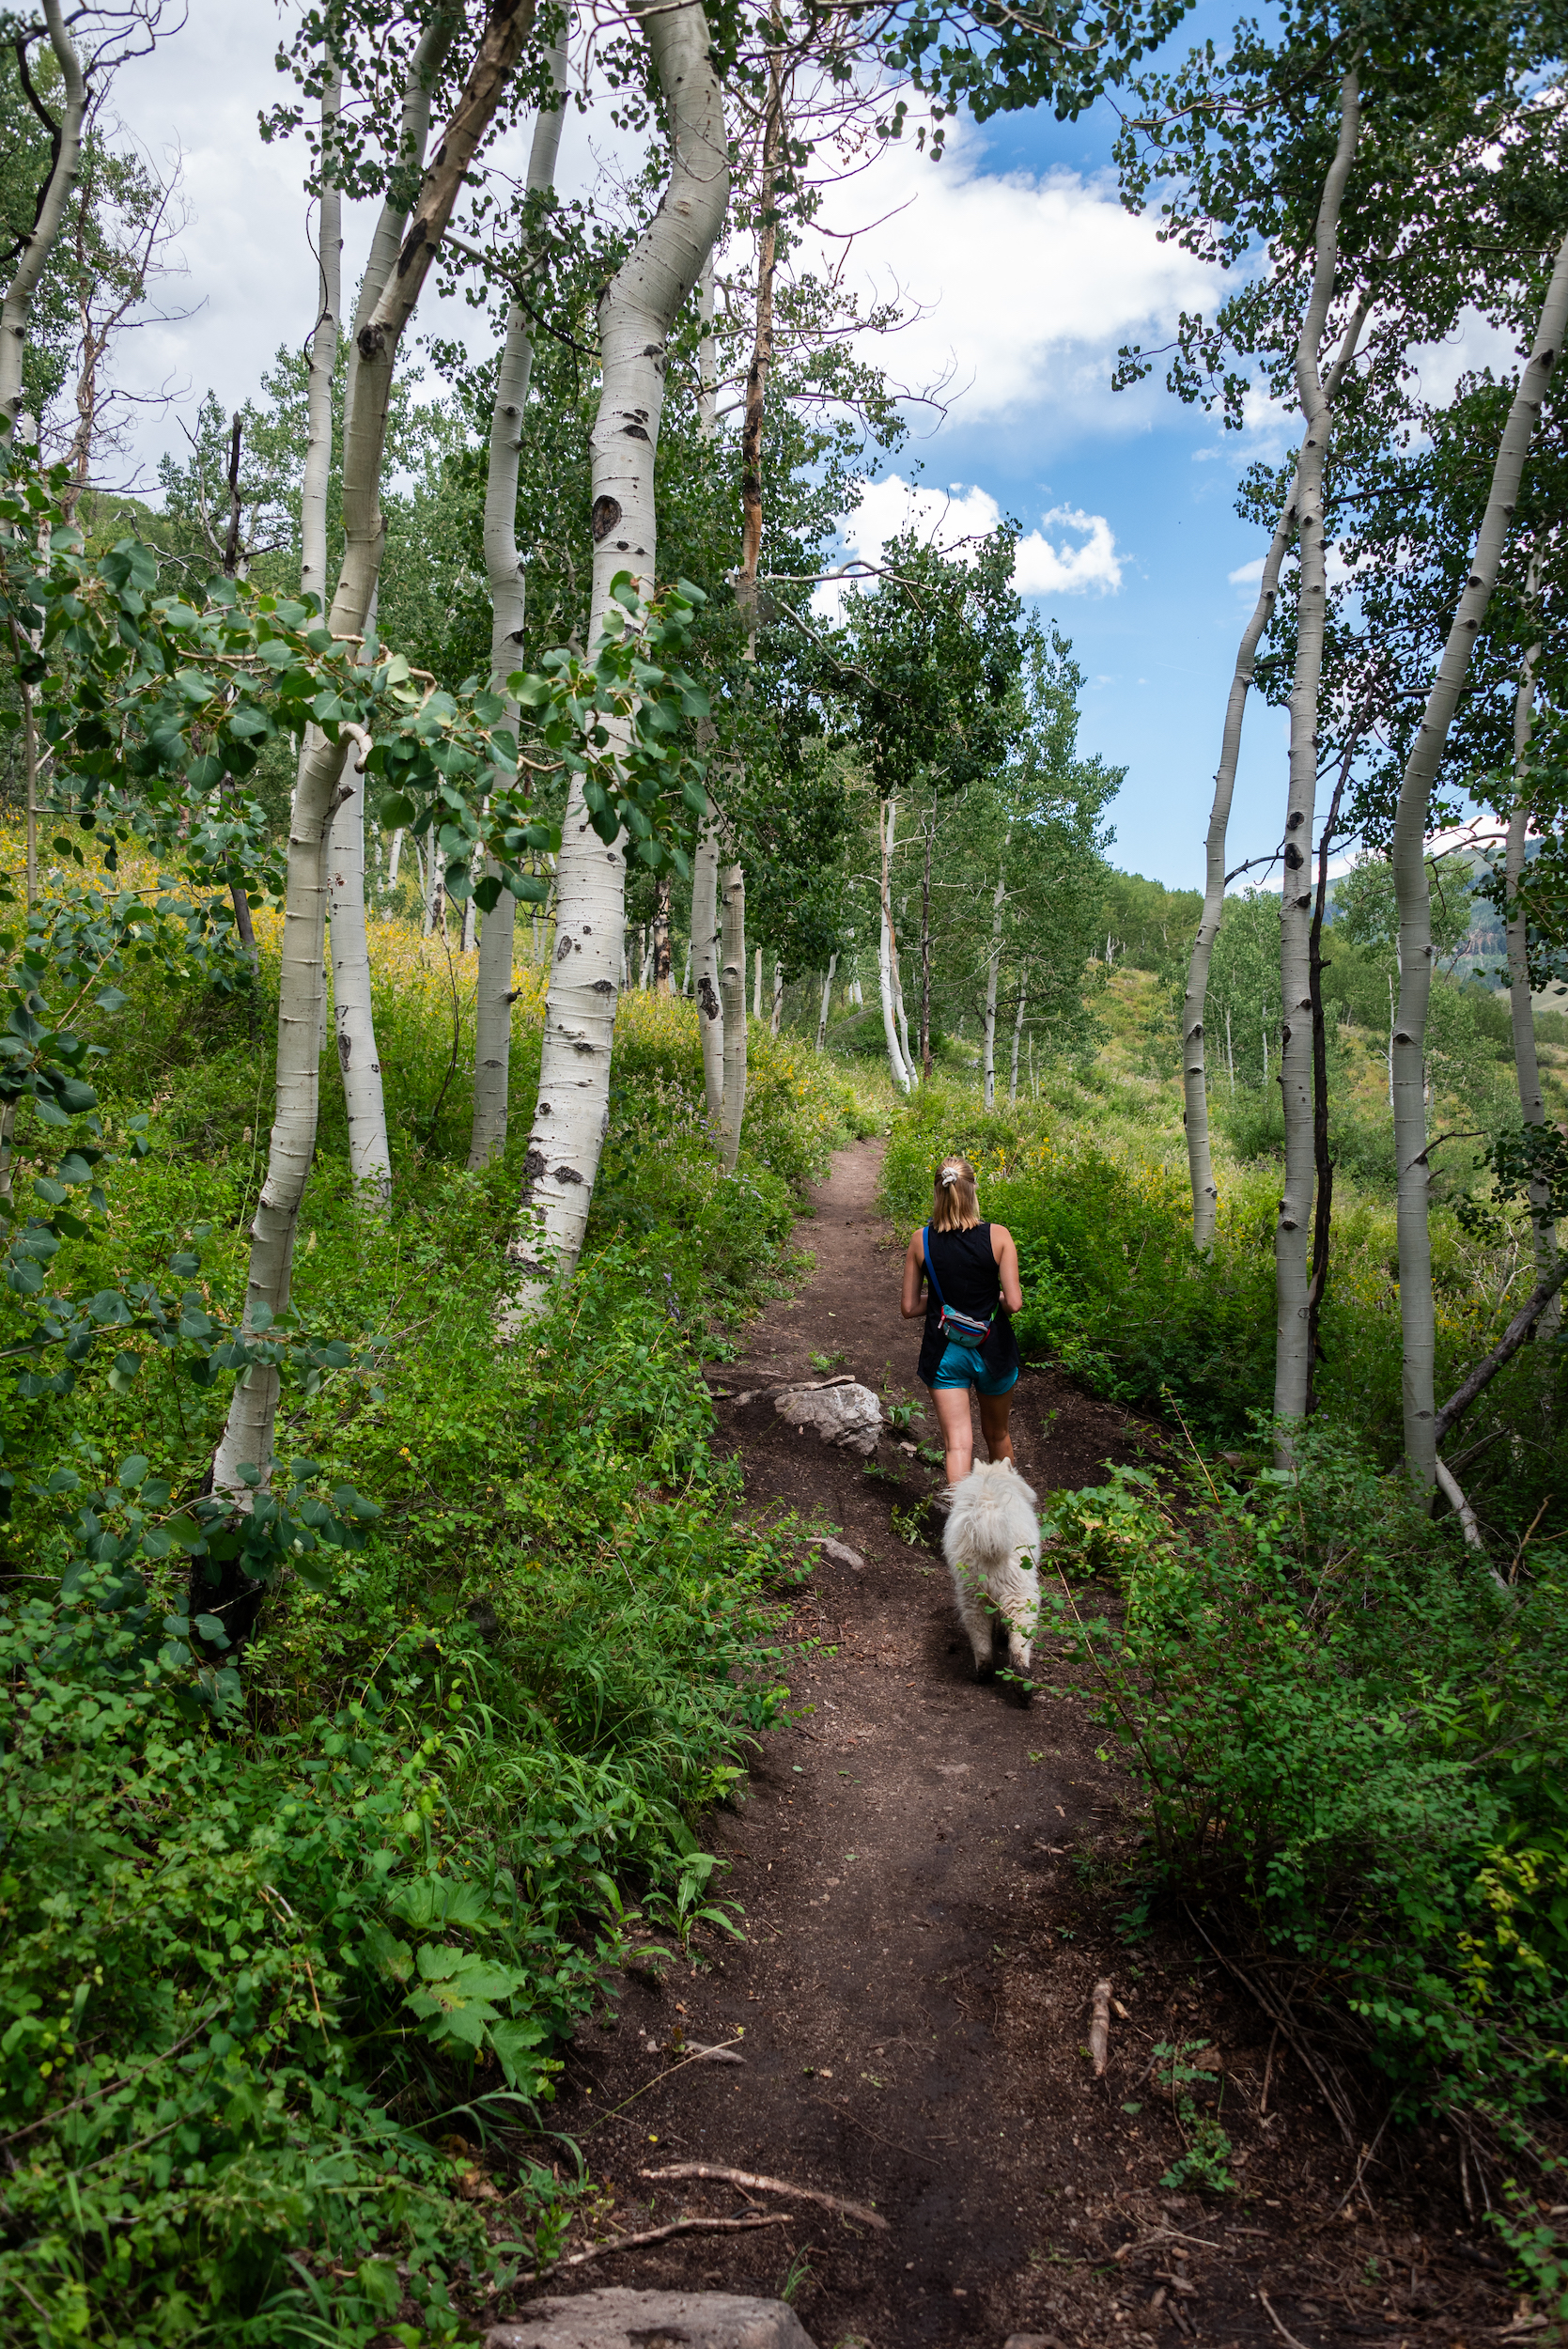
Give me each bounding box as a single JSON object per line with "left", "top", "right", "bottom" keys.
{"left": 1048, "top": 1437, "right": 1568, "bottom": 2120}
{"left": 0, "top": 886, "right": 863, "bottom": 2344}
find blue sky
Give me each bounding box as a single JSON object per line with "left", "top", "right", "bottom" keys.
{"left": 110, "top": 0, "right": 1305, "bottom": 891}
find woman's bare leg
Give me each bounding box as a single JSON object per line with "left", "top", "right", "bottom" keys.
{"left": 978, "top": 1390, "right": 1015, "bottom": 1466}
{"left": 933, "top": 1387, "right": 974, "bottom": 1486}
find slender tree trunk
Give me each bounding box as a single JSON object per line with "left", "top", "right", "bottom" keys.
{"left": 1505, "top": 602, "right": 1560, "bottom": 1341}
{"left": 214, "top": 0, "right": 531, "bottom": 1498}
{"left": 22, "top": 679, "right": 37, "bottom": 909}
{"left": 1275, "top": 67, "right": 1362, "bottom": 1450}
{"left": 1181, "top": 283, "right": 1375, "bottom": 1243}
{"left": 653, "top": 874, "right": 673, "bottom": 993}
{"left": 893, "top": 920, "right": 913, "bottom": 1074}
{"left": 720, "top": 860, "right": 748, "bottom": 1172}
{"left": 1011, "top": 968, "right": 1027, "bottom": 1103}
{"left": 1391, "top": 223, "right": 1568, "bottom": 1496}
{"left": 469, "top": 33, "right": 569, "bottom": 1169}
{"left": 921, "top": 792, "right": 934, "bottom": 1080}
{"left": 815, "top": 950, "right": 837, "bottom": 1050}
{"left": 327, "top": 741, "right": 391, "bottom": 1191}
{"left": 691, "top": 257, "right": 726, "bottom": 1124}
{"left": 388, "top": 829, "right": 404, "bottom": 890}
{"left": 769, "top": 957, "right": 784, "bottom": 1034}
{"left": 753, "top": 945, "right": 763, "bottom": 1017}
{"left": 692, "top": 815, "right": 724, "bottom": 1115}
{"left": 0, "top": 0, "right": 86, "bottom": 439}
{"left": 983, "top": 837, "right": 1009, "bottom": 1111}
{"left": 300, "top": 67, "right": 342, "bottom": 614}
{"left": 1304, "top": 750, "right": 1352, "bottom": 1414}
{"left": 736, "top": 21, "right": 784, "bottom": 659}
{"left": 510, "top": 0, "right": 728, "bottom": 1305}
{"left": 877, "top": 798, "right": 911, "bottom": 1092}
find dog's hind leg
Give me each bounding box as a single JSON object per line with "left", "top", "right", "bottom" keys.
{"left": 950, "top": 1563, "right": 995, "bottom": 1676}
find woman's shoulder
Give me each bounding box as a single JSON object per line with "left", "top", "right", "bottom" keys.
{"left": 988, "top": 1221, "right": 1013, "bottom": 1253}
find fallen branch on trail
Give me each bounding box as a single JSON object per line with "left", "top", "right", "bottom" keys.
{"left": 1435, "top": 1260, "right": 1567, "bottom": 1441}
{"left": 1089, "top": 1977, "right": 1112, "bottom": 2076}
{"left": 641, "top": 2160, "right": 889, "bottom": 2230}
{"left": 510, "top": 2210, "right": 793, "bottom": 2286}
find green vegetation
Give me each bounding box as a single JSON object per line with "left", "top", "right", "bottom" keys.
{"left": 0, "top": 892, "right": 865, "bottom": 2346}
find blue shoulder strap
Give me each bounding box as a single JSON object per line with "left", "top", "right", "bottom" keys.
{"left": 922, "top": 1224, "right": 946, "bottom": 1310}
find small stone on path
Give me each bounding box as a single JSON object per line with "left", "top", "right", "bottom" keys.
{"left": 488, "top": 2287, "right": 817, "bottom": 2348}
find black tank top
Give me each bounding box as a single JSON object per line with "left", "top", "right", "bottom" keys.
{"left": 924, "top": 1222, "right": 1000, "bottom": 1342}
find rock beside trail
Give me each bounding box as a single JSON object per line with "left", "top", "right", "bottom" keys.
{"left": 487, "top": 2287, "right": 818, "bottom": 2348}
{"left": 772, "top": 1381, "right": 880, "bottom": 1454}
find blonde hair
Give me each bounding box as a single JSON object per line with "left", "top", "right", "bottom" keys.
{"left": 931, "top": 1156, "right": 980, "bottom": 1233}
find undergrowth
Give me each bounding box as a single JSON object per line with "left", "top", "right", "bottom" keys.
{"left": 0, "top": 879, "right": 866, "bottom": 2346}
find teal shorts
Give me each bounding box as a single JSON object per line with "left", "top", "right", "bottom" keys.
{"left": 930, "top": 1338, "right": 1018, "bottom": 1397}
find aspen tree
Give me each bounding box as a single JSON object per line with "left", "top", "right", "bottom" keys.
{"left": 1182, "top": 273, "right": 1374, "bottom": 1246}
{"left": 815, "top": 948, "right": 836, "bottom": 1050}
{"left": 0, "top": 0, "right": 85, "bottom": 440}
{"left": 690, "top": 255, "right": 726, "bottom": 1122}
{"left": 468, "top": 23, "right": 569, "bottom": 1169}
{"left": 510, "top": 0, "right": 728, "bottom": 1300}
{"left": 216, "top": 0, "right": 536, "bottom": 1499}
{"left": 1274, "top": 65, "right": 1361, "bottom": 1440}
{"left": 1390, "top": 225, "right": 1568, "bottom": 1493}
{"left": 1504, "top": 590, "right": 1560, "bottom": 1335}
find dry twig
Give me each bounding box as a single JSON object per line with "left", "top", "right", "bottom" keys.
{"left": 641, "top": 2161, "right": 889, "bottom": 2230}
{"left": 510, "top": 2211, "right": 792, "bottom": 2287}
{"left": 1089, "top": 1977, "right": 1112, "bottom": 2076}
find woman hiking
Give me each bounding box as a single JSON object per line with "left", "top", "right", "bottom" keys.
{"left": 900, "top": 1155, "right": 1023, "bottom": 1486}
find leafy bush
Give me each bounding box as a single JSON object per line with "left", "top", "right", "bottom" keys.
{"left": 0, "top": 862, "right": 856, "bottom": 2344}
{"left": 1046, "top": 1436, "right": 1568, "bottom": 2121}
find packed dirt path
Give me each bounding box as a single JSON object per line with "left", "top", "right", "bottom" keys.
{"left": 545, "top": 1139, "right": 1513, "bottom": 2349}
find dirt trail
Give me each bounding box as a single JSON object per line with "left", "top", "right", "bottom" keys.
{"left": 546, "top": 1140, "right": 1513, "bottom": 2349}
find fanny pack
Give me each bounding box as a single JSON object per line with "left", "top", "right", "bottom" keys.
{"left": 922, "top": 1225, "right": 994, "bottom": 1348}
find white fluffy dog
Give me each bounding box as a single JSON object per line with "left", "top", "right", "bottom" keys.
{"left": 942, "top": 1459, "right": 1041, "bottom": 1686}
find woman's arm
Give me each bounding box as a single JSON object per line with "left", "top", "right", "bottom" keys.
{"left": 901, "top": 1229, "right": 927, "bottom": 1319}
{"left": 992, "top": 1224, "right": 1024, "bottom": 1316}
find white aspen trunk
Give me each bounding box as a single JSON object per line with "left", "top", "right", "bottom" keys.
{"left": 815, "top": 950, "right": 837, "bottom": 1050}
{"left": 1226, "top": 1006, "right": 1234, "bottom": 1097}
{"left": 0, "top": 0, "right": 85, "bottom": 438}
{"left": 893, "top": 934, "right": 913, "bottom": 1075}
{"left": 719, "top": 860, "right": 748, "bottom": 1172}
{"left": 469, "top": 29, "right": 569, "bottom": 1169}
{"left": 691, "top": 257, "right": 726, "bottom": 1123}
{"left": 315, "top": 84, "right": 391, "bottom": 1200}
{"left": 1010, "top": 969, "right": 1028, "bottom": 1102}
{"left": 327, "top": 742, "right": 391, "bottom": 1192}
{"left": 1507, "top": 629, "right": 1560, "bottom": 1338}
{"left": 681, "top": 941, "right": 691, "bottom": 994}
{"left": 300, "top": 67, "right": 342, "bottom": 612}
{"left": 691, "top": 816, "right": 724, "bottom": 1115}
{"left": 877, "top": 800, "right": 911, "bottom": 1092}
{"left": 1391, "top": 223, "right": 1568, "bottom": 1495}
{"left": 422, "top": 847, "right": 441, "bottom": 936}
{"left": 1275, "top": 67, "right": 1362, "bottom": 1448}
{"left": 769, "top": 957, "right": 784, "bottom": 1034}
{"left": 388, "top": 829, "right": 404, "bottom": 890}
{"left": 509, "top": 0, "right": 728, "bottom": 1305}
{"left": 214, "top": 0, "right": 533, "bottom": 1499}
{"left": 1182, "top": 288, "right": 1374, "bottom": 1246}
{"left": 753, "top": 945, "right": 763, "bottom": 1018}
{"left": 983, "top": 837, "right": 1009, "bottom": 1112}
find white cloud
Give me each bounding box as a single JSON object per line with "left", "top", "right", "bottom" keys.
{"left": 1228, "top": 555, "right": 1265, "bottom": 586}
{"left": 1015, "top": 506, "right": 1122, "bottom": 594}
{"left": 813, "top": 120, "right": 1214, "bottom": 438}
{"left": 823, "top": 474, "right": 1122, "bottom": 611}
